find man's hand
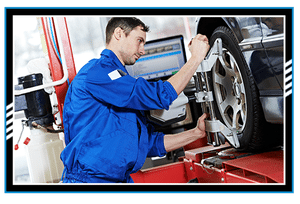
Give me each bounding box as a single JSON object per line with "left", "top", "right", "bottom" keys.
{"left": 188, "top": 34, "right": 210, "bottom": 64}
{"left": 195, "top": 113, "right": 209, "bottom": 139}
{"left": 167, "top": 34, "right": 210, "bottom": 95}
{"left": 163, "top": 113, "right": 209, "bottom": 152}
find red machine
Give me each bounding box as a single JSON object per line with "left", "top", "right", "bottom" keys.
{"left": 44, "top": 17, "right": 284, "bottom": 184}
{"left": 40, "top": 17, "right": 77, "bottom": 127}
{"left": 131, "top": 141, "right": 283, "bottom": 183}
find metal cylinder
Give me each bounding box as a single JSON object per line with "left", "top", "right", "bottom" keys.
{"left": 18, "top": 73, "right": 53, "bottom": 126}
{"left": 203, "top": 72, "right": 220, "bottom": 146}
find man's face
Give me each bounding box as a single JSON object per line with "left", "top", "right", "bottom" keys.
{"left": 119, "top": 26, "right": 146, "bottom": 65}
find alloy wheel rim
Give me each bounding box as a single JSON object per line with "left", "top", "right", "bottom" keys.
{"left": 212, "top": 48, "right": 247, "bottom": 132}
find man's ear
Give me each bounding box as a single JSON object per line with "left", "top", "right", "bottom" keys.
{"left": 113, "top": 27, "right": 124, "bottom": 41}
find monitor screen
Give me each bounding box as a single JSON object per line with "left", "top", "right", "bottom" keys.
{"left": 125, "top": 35, "right": 187, "bottom": 80}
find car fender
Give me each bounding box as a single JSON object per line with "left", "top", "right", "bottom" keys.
{"left": 195, "top": 17, "right": 244, "bottom": 43}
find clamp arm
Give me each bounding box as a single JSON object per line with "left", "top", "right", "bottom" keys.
{"left": 194, "top": 38, "right": 240, "bottom": 148}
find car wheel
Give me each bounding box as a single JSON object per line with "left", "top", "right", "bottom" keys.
{"left": 208, "top": 26, "right": 268, "bottom": 151}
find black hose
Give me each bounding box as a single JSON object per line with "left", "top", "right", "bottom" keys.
{"left": 31, "top": 121, "right": 64, "bottom": 133}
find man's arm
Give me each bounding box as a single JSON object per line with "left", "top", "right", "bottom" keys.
{"left": 163, "top": 113, "right": 208, "bottom": 152}
{"left": 167, "top": 34, "right": 210, "bottom": 95}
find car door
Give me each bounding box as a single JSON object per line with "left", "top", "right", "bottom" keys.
{"left": 261, "top": 17, "right": 284, "bottom": 93}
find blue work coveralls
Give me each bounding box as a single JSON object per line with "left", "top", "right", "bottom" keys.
{"left": 60, "top": 49, "right": 178, "bottom": 183}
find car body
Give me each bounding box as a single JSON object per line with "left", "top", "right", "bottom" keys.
{"left": 195, "top": 17, "right": 284, "bottom": 124}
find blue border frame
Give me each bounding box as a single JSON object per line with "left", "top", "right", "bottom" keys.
{"left": 1, "top": 6, "right": 295, "bottom": 196}
{"left": 291, "top": 7, "right": 294, "bottom": 195}
{"left": 2, "top": 7, "right": 296, "bottom": 9}
{"left": 1, "top": 5, "right": 6, "bottom": 197}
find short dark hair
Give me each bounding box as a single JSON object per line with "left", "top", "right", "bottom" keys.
{"left": 105, "top": 17, "right": 149, "bottom": 45}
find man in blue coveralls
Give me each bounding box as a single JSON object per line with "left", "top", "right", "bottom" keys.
{"left": 60, "top": 17, "right": 210, "bottom": 183}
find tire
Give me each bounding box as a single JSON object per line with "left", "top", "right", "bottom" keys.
{"left": 208, "top": 26, "right": 268, "bottom": 151}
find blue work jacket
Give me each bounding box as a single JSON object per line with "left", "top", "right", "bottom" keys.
{"left": 60, "top": 49, "right": 178, "bottom": 183}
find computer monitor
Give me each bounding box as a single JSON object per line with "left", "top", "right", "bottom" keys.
{"left": 125, "top": 35, "right": 187, "bottom": 80}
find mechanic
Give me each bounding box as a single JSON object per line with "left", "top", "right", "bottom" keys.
{"left": 60, "top": 17, "right": 210, "bottom": 183}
